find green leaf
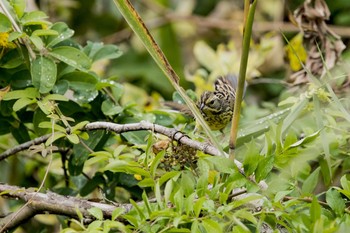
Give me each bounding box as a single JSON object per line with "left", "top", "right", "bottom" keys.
{"left": 71, "top": 120, "right": 89, "bottom": 133}
{"left": 112, "top": 207, "right": 125, "bottom": 221}
{"left": 3, "top": 87, "right": 39, "bottom": 100}
{"left": 13, "top": 97, "right": 36, "bottom": 111}
{"left": 31, "top": 56, "right": 57, "bottom": 93}
{"left": 49, "top": 46, "right": 91, "bottom": 71}
{"left": 0, "top": 49, "right": 23, "bottom": 68}
{"left": 150, "top": 150, "right": 165, "bottom": 178}
{"left": 9, "top": 0, "right": 25, "bottom": 18}
{"left": 39, "top": 121, "right": 66, "bottom": 133}
{"left": 47, "top": 22, "right": 74, "bottom": 47}
{"left": 104, "top": 160, "right": 150, "bottom": 177}
{"left": 340, "top": 175, "right": 350, "bottom": 193}
{"left": 235, "top": 209, "right": 257, "bottom": 224}
{"left": 130, "top": 199, "right": 146, "bottom": 220}
{"left": 202, "top": 219, "right": 222, "bottom": 233}
{"left": 164, "top": 179, "right": 173, "bottom": 204}
{"left": 159, "top": 171, "right": 180, "bottom": 186}
{"left": 181, "top": 171, "right": 195, "bottom": 197}
{"left": 61, "top": 71, "right": 98, "bottom": 91}
{"left": 33, "top": 109, "right": 49, "bottom": 135}
{"left": 10, "top": 70, "right": 31, "bottom": 89}
{"left": 43, "top": 94, "right": 68, "bottom": 102}
{"left": 20, "top": 11, "right": 49, "bottom": 26}
{"left": 45, "top": 132, "right": 66, "bottom": 146}
{"left": 101, "top": 99, "right": 123, "bottom": 116}
{"left": 282, "top": 98, "right": 308, "bottom": 134}
{"left": 203, "top": 156, "right": 235, "bottom": 174}
{"left": 155, "top": 180, "right": 163, "bottom": 208}
{"left": 0, "top": 13, "right": 12, "bottom": 32}
{"left": 60, "top": 71, "right": 98, "bottom": 103}
{"left": 137, "top": 178, "right": 154, "bottom": 188}
{"left": 88, "top": 207, "right": 103, "bottom": 220}
{"left": 302, "top": 168, "right": 320, "bottom": 195}
{"left": 67, "top": 134, "right": 80, "bottom": 144}
{"left": 193, "top": 197, "right": 206, "bottom": 217}
{"left": 8, "top": 31, "right": 24, "bottom": 41}
{"left": 310, "top": 196, "right": 321, "bottom": 222}
{"left": 274, "top": 190, "right": 293, "bottom": 202}
{"left": 285, "top": 130, "right": 321, "bottom": 150}
{"left": 255, "top": 154, "right": 274, "bottom": 182}
{"left": 326, "top": 189, "right": 345, "bottom": 216}
{"left": 83, "top": 41, "right": 122, "bottom": 62}
{"left": 32, "top": 29, "right": 59, "bottom": 37}
{"left": 142, "top": 191, "right": 152, "bottom": 216}
{"left": 243, "top": 141, "right": 261, "bottom": 176}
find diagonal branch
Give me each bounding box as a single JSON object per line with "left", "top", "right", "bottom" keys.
{"left": 0, "top": 184, "right": 132, "bottom": 232}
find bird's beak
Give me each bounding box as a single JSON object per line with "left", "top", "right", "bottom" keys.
{"left": 200, "top": 103, "right": 205, "bottom": 110}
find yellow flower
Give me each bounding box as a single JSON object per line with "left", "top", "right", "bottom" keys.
{"left": 0, "top": 32, "right": 16, "bottom": 58}
{"left": 0, "top": 32, "right": 15, "bottom": 49}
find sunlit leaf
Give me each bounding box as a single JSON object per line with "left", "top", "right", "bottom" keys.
{"left": 9, "top": 0, "right": 26, "bottom": 18}
{"left": 326, "top": 189, "right": 345, "bottom": 216}
{"left": 47, "top": 22, "right": 75, "bottom": 47}
{"left": 0, "top": 13, "right": 12, "bottom": 32}
{"left": 301, "top": 168, "right": 320, "bottom": 195}
{"left": 50, "top": 46, "right": 91, "bottom": 71}
{"left": 20, "top": 11, "right": 50, "bottom": 26}
{"left": 87, "top": 207, "right": 103, "bottom": 220}
{"left": 31, "top": 56, "right": 57, "bottom": 93}
{"left": 13, "top": 97, "right": 36, "bottom": 111}
{"left": 112, "top": 208, "right": 125, "bottom": 221}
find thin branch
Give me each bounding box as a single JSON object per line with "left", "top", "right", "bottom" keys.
{"left": 0, "top": 184, "right": 133, "bottom": 232}
{"left": 0, "top": 121, "right": 268, "bottom": 189}
{"left": 85, "top": 121, "right": 225, "bottom": 158}
{"left": 0, "top": 122, "right": 223, "bottom": 160}
{"left": 0, "top": 134, "right": 50, "bottom": 161}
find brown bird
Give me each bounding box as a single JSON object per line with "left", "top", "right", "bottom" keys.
{"left": 165, "top": 74, "right": 241, "bottom": 132}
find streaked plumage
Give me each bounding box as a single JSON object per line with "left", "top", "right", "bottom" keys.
{"left": 197, "top": 76, "right": 236, "bottom": 131}
{"left": 164, "top": 75, "right": 239, "bottom": 132}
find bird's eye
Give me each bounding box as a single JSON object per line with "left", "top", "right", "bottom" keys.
{"left": 209, "top": 100, "right": 215, "bottom": 105}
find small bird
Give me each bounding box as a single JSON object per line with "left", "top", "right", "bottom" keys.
{"left": 165, "top": 74, "right": 241, "bottom": 132}
{"left": 198, "top": 75, "right": 237, "bottom": 131}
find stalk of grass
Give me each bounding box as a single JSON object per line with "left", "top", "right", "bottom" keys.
{"left": 112, "top": 0, "right": 225, "bottom": 156}
{"left": 229, "top": 0, "right": 258, "bottom": 160}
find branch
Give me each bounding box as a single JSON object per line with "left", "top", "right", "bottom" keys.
{"left": 0, "top": 122, "right": 228, "bottom": 162}
{"left": 85, "top": 121, "right": 226, "bottom": 158}
{"left": 0, "top": 121, "right": 268, "bottom": 189}
{"left": 0, "top": 184, "right": 132, "bottom": 232}
{"left": 0, "top": 134, "right": 50, "bottom": 161}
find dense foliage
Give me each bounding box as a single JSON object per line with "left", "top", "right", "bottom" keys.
{"left": 1, "top": 0, "right": 350, "bottom": 232}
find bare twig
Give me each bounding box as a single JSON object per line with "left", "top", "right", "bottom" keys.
{"left": 0, "top": 184, "right": 132, "bottom": 231}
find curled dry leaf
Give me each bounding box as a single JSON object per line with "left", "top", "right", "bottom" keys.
{"left": 289, "top": 0, "right": 346, "bottom": 85}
